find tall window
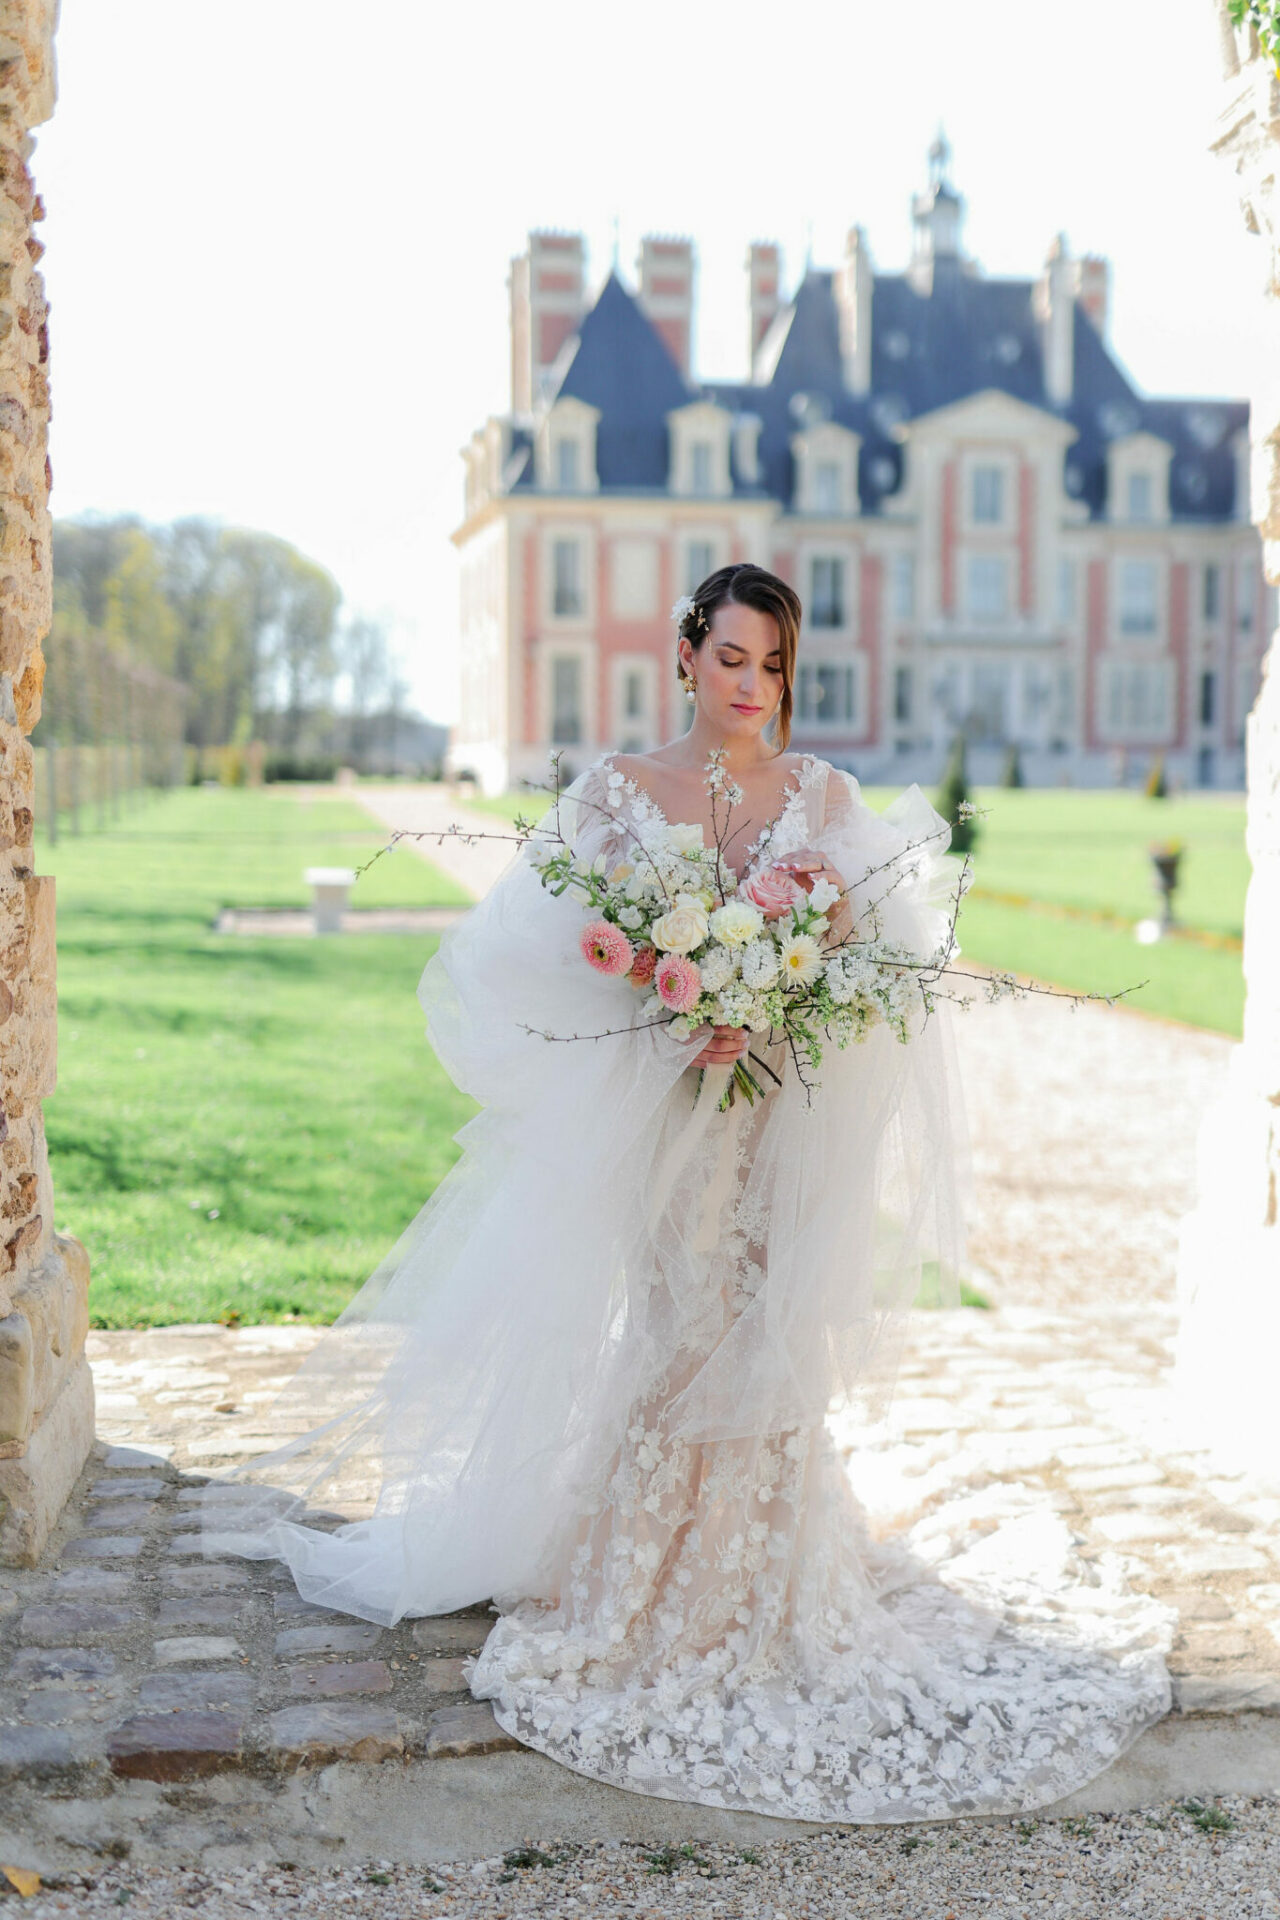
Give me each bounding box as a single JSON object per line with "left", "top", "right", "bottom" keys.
{"left": 1236, "top": 556, "right": 1256, "bottom": 631}
{"left": 1057, "top": 557, "right": 1077, "bottom": 623}
{"left": 814, "top": 461, "right": 842, "bottom": 514}
{"left": 555, "top": 438, "right": 580, "bottom": 490}
{"left": 1117, "top": 559, "right": 1158, "bottom": 637}
{"left": 971, "top": 465, "right": 1004, "bottom": 525}
{"left": 968, "top": 664, "right": 1010, "bottom": 744}
{"left": 890, "top": 553, "right": 915, "bottom": 620}
{"left": 690, "top": 441, "right": 714, "bottom": 496}
{"left": 550, "top": 656, "right": 582, "bottom": 743}
{"left": 1126, "top": 472, "right": 1154, "bottom": 522}
{"left": 624, "top": 668, "right": 644, "bottom": 719}
{"left": 810, "top": 557, "right": 846, "bottom": 628}
{"left": 796, "top": 662, "right": 857, "bottom": 726}
{"left": 1199, "top": 670, "right": 1217, "bottom": 727}
{"left": 1203, "top": 563, "right": 1221, "bottom": 622}
{"left": 893, "top": 664, "right": 913, "bottom": 724}
{"left": 684, "top": 540, "right": 714, "bottom": 594}
{"left": 966, "top": 554, "right": 1009, "bottom": 622}
{"left": 552, "top": 538, "right": 583, "bottom": 617}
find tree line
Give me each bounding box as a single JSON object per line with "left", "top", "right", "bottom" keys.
{"left": 44, "top": 514, "right": 411, "bottom": 760}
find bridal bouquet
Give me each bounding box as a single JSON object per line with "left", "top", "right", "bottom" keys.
{"left": 525, "top": 747, "right": 942, "bottom": 1109}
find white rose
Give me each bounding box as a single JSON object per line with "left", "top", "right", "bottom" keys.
{"left": 708, "top": 899, "right": 765, "bottom": 948}
{"left": 651, "top": 903, "right": 709, "bottom": 953}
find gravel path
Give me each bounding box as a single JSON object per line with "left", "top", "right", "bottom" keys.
{"left": 12, "top": 1797, "right": 1280, "bottom": 1917}
{"left": 949, "top": 990, "right": 1231, "bottom": 1309}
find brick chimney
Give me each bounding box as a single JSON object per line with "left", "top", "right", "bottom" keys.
{"left": 746, "top": 242, "right": 781, "bottom": 369}
{"left": 509, "top": 231, "right": 586, "bottom": 414}
{"left": 834, "top": 226, "right": 873, "bottom": 396}
{"left": 1073, "top": 254, "right": 1109, "bottom": 335}
{"left": 637, "top": 235, "right": 694, "bottom": 376}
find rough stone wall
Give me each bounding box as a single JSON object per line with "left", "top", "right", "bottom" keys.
{"left": 1175, "top": 12, "right": 1280, "bottom": 1463}
{"left": 0, "top": 0, "right": 94, "bottom": 1565}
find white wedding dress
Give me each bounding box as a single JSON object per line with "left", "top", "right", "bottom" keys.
{"left": 202, "top": 750, "right": 1172, "bottom": 1823}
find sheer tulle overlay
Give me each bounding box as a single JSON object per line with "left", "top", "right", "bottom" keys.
{"left": 199, "top": 752, "right": 1172, "bottom": 1821}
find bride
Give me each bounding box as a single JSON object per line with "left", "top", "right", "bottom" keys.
{"left": 204, "top": 562, "right": 1171, "bottom": 1823}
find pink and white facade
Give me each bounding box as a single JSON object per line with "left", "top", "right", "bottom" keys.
{"left": 453, "top": 150, "right": 1272, "bottom": 795}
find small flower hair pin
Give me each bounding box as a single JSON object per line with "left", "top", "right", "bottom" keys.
{"left": 670, "top": 594, "right": 695, "bottom": 627}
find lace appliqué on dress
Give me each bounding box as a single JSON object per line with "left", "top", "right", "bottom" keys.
{"left": 469, "top": 750, "right": 1172, "bottom": 1824}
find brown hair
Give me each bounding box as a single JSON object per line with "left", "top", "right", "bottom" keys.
{"left": 676, "top": 563, "right": 802, "bottom": 751}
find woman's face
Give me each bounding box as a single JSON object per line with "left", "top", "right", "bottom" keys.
{"left": 681, "top": 601, "right": 785, "bottom": 739}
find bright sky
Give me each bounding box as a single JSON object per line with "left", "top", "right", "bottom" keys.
{"left": 35, "top": 0, "right": 1268, "bottom": 725}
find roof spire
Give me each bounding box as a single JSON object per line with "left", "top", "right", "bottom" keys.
{"left": 910, "top": 129, "right": 964, "bottom": 293}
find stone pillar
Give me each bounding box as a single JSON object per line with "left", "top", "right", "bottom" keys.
{"left": 1174, "top": 12, "right": 1280, "bottom": 1471}
{"left": 0, "top": 0, "right": 94, "bottom": 1567}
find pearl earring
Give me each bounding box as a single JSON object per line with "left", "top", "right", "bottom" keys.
{"left": 681, "top": 673, "right": 696, "bottom": 702}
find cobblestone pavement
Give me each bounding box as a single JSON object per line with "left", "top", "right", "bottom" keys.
{"left": 2, "top": 1300, "right": 1277, "bottom": 1813}
{"left": 9, "top": 1797, "right": 1280, "bottom": 1919}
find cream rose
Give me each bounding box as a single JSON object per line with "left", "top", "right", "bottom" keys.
{"left": 662, "top": 822, "right": 706, "bottom": 856}
{"left": 650, "top": 901, "right": 710, "bottom": 953}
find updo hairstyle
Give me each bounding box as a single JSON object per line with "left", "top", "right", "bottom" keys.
{"left": 676, "top": 562, "right": 802, "bottom": 751}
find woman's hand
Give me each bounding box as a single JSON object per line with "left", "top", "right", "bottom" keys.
{"left": 689, "top": 1023, "right": 751, "bottom": 1069}
{"left": 774, "top": 846, "right": 852, "bottom": 942}
{"left": 773, "top": 846, "right": 845, "bottom": 895}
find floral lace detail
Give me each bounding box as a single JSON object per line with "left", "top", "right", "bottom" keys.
{"left": 468, "top": 1056, "right": 1172, "bottom": 1821}
{"left": 597, "top": 750, "right": 827, "bottom": 883}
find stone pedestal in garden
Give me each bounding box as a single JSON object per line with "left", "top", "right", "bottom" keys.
{"left": 1175, "top": 11, "right": 1280, "bottom": 1473}
{"left": 0, "top": 1, "right": 94, "bottom": 1566}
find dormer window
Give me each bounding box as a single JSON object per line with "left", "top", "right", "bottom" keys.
{"left": 534, "top": 397, "right": 600, "bottom": 493}
{"left": 1106, "top": 431, "right": 1172, "bottom": 526}
{"left": 1127, "top": 472, "right": 1153, "bottom": 522}
{"left": 555, "top": 438, "right": 580, "bottom": 490}
{"left": 814, "top": 462, "right": 841, "bottom": 514}
{"left": 668, "top": 402, "right": 734, "bottom": 498}
{"left": 790, "top": 422, "right": 861, "bottom": 517}
{"left": 971, "top": 465, "right": 1004, "bottom": 525}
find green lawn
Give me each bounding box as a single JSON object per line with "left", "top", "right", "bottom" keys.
{"left": 39, "top": 786, "right": 476, "bottom": 1328}
{"left": 471, "top": 779, "right": 1249, "bottom": 1036}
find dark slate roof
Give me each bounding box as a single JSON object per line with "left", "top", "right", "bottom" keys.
{"left": 528, "top": 260, "right": 1247, "bottom": 522}
{"left": 533, "top": 272, "right": 691, "bottom": 491}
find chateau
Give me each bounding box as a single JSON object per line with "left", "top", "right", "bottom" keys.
{"left": 451, "top": 142, "right": 1271, "bottom": 795}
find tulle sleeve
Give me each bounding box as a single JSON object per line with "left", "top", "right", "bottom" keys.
{"left": 419, "top": 760, "right": 703, "bottom": 1115}
{"left": 816, "top": 768, "right": 960, "bottom": 975}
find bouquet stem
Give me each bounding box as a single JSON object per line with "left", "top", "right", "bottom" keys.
{"left": 693, "top": 1051, "right": 771, "bottom": 1111}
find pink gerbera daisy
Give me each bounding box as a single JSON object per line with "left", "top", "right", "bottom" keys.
{"left": 628, "top": 943, "right": 658, "bottom": 987}
{"left": 580, "top": 918, "right": 635, "bottom": 975}
{"left": 655, "top": 952, "right": 702, "bottom": 1014}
